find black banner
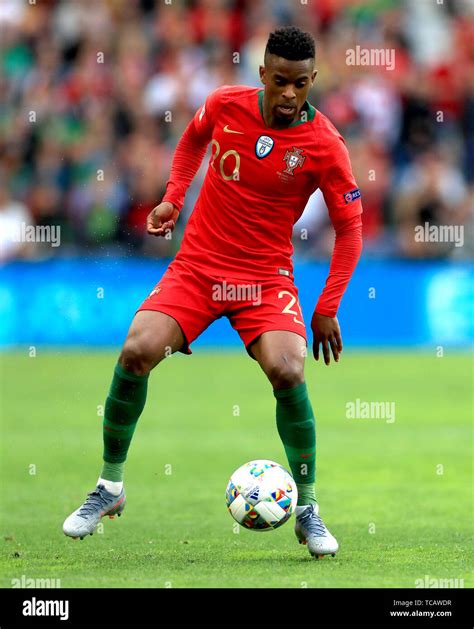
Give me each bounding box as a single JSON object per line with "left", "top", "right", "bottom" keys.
{"left": 0, "top": 587, "right": 471, "bottom": 626}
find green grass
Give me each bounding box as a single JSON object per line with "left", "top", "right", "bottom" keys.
{"left": 0, "top": 350, "right": 472, "bottom": 588}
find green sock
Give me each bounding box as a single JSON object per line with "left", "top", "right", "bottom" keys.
{"left": 101, "top": 363, "right": 149, "bottom": 482}
{"left": 100, "top": 461, "right": 124, "bottom": 483}
{"left": 274, "top": 382, "right": 316, "bottom": 506}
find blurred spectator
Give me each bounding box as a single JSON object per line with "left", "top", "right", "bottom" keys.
{"left": 394, "top": 149, "right": 469, "bottom": 258}
{"left": 0, "top": 0, "right": 472, "bottom": 262}
{"left": 0, "top": 176, "right": 35, "bottom": 262}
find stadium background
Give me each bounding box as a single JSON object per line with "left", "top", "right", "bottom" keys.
{"left": 0, "top": 0, "right": 472, "bottom": 348}
{"left": 0, "top": 0, "right": 472, "bottom": 591}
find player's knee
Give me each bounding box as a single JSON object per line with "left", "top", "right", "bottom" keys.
{"left": 119, "top": 337, "right": 157, "bottom": 376}
{"left": 266, "top": 359, "right": 305, "bottom": 390}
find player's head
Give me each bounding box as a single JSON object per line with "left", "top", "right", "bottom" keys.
{"left": 260, "top": 26, "right": 317, "bottom": 129}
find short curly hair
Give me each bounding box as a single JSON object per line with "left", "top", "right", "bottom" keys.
{"left": 265, "top": 26, "right": 315, "bottom": 62}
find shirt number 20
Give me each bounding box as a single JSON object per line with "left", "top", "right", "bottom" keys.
{"left": 210, "top": 140, "right": 240, "bottom": 181}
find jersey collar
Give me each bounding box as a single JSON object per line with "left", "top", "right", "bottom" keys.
{"left": 257, "top": 89, "right": 316, "bottom": 128}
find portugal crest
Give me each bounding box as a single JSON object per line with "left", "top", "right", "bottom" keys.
{"left": 255, "top": 135, "right": 274, "bottom": 159}
{"left": 283, "top": 147, "right": 305, "bottom": 175}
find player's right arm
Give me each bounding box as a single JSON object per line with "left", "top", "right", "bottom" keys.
{"left": 147, "top": 88, "right": 224, "bottom": 237}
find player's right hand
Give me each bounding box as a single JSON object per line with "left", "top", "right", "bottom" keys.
{"left": 146, "top": 202, "right": 179, "bottom": 237}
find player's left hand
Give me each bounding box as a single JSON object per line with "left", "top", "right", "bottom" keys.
{"left": 311, "top": 312, "right": 342, "bottom": 365}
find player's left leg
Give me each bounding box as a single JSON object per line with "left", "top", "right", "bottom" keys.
{"left": 250, "top": 330, "right": 338, "bottom": 558}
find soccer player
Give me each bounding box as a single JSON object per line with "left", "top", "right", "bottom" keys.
{"left": 63, "top": 26, "right": 363, "bottom": 558}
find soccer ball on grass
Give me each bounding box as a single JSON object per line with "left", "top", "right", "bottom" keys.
{"left": 225, "top": 459, "right": 298, "bottom": 531}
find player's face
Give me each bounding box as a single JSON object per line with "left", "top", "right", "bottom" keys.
{"left": 259, "top": 55, "right": 317, "bottom": 129}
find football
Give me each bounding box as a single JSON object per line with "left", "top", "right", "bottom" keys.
{"left": 225, "top": 460, "right": 298, "bottom": 531}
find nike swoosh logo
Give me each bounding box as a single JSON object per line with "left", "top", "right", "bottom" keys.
{"left": 224, "top": 125, "right": 244, "bottom": 134}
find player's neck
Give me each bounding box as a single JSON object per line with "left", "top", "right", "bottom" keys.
{"left": 261, "top": 96, "right": 308, "bottom": 130}
{"left": 262, "top": 104, "right": 297, "bottom": 130}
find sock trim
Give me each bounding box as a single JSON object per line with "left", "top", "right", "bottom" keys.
{"left": 296, "top": 482, "right": 317, "bottom": 506}
{"left": 273, "top": 381, "right": 307, "bottom": 401}
{"left": 101, "top": 461, "right": 125, "bottom": 482}
{"left": 115, "top": 362, "right": 149, "bottom": 383}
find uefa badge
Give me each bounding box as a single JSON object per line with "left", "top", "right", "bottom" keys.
{"left": 343, "top": 188, "right": 361, "bottom": 204}
{"left": 255, "top": 135, "right": 274, "bottom": 159}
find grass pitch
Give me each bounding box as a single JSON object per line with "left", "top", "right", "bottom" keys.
{"left": 0, "top": 350, "right": 472, "bottom": 588}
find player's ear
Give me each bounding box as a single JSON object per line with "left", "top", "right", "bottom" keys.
{"left": 311, "top": 69, "right": 318, "bottom": 84}
{"left": 259, "top": 65, "right": 266, "bottom": 85}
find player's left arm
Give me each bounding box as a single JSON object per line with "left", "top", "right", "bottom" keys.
{"left": 313, "top": 140, "right": 363, "bottom": 365}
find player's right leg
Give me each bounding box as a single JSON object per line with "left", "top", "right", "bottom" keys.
{"left": 63, "top": 310, "right": 184, "bottom": 539}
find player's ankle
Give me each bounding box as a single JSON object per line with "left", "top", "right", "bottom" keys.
{"left": 98, "top": 477, "right": 123, "bottom": 496}
{"left": 296, "top": 482, "right": 317, "bottom": 506}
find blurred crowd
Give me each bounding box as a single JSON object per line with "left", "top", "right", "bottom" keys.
{"left": 1, "top": 0, "right": 473, "bottom": 262}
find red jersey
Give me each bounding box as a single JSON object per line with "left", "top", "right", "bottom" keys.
{"left": 164, "top": 85, "right": 362, "bottom": 280}
{"left": 163, "top": 85, "right": 363, "bottom": 317}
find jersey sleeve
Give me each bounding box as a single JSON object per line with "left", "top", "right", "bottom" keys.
{"left": 315, "top": 213, "right": 363, "bottom": 318}
{"left": 319, "top": 137, "right": 363, "bottom": 223}
{"left": 314, "top": 134, "right": 363, "bottom": 317}
{"left": 161, "top": 87, "right": 226, "bottom": 210}
{"left": 191, "top": 86, "right": 227, "bottom": 142}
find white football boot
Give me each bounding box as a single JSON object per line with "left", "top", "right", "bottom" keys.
{"left": 295, "top": 503, "right": 339, "bottom": 558}
{"left": 63, "top": 484, "right": 125, "bottom": 540}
